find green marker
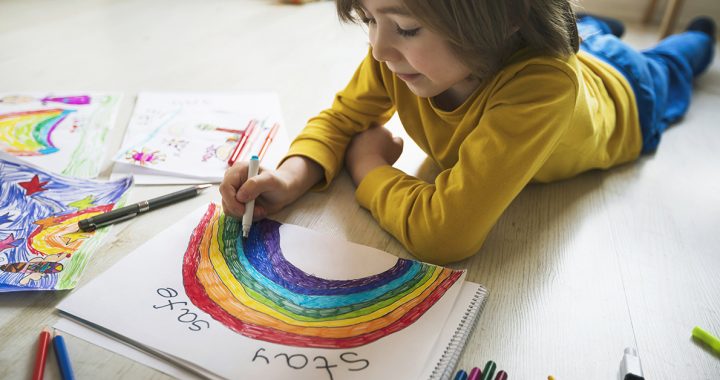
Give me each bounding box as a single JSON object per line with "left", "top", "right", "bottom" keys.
{"left": 480, "top": 360, "right": 496, "bottom": 380}
{"left": 692, "top": 326, "right": 720, "bottom": 355}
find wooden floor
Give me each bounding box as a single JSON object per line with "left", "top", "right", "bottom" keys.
{"left": 0, "top": 1, "right": 719, "bottom": 379}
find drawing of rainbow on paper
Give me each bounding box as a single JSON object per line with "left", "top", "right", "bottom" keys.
{"left": 0, "top": 93, "right": 123, "bottom": 178}
{"left": 183, "top": 203, "right": 463, "bottom": 349}
{"left": 0, "top": 109, "right": 75, "bottom": 155}
{"left": 0, "top": 157, "right": 132, "bottom": 292}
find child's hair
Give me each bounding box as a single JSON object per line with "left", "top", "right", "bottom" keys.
{"left": 337, "top": 0, "right": 579, "bottom": 83}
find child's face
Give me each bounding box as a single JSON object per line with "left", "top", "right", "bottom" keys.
{"left": 359, "top": 0, "right": 478, "bottom": 105}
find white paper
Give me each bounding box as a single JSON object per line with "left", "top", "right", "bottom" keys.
{"left": 112, "top": 92, "right": 290, "bottom": 183}
{"left": 58, "top": 204, "right": 469, "bottom": 380}
{"left": 54, "top": 318, "right": 207, "bottom": 380}
{"left": 110, "top": 162, "right": 218, "bottom": 185}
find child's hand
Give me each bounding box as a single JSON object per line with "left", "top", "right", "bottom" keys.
{"left": 219, "top": 156, "right": 323, "bottom": 219}
{"left": 345, "top": 124, "right": 403, "bottom": 185}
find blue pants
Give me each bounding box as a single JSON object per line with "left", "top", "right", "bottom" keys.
{"left": 578, "top": 17, "right": 715, "bottom": 153}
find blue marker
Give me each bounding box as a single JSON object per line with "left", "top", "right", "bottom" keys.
{"left": 53, "top": 333, "right": 76, "bottom": 380}
{"left": 454, "top": 369, "right": 469, "bottom": 380}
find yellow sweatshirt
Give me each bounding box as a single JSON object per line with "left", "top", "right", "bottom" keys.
{"left": 286, "top": 48, "right": 642, "bottom": 264}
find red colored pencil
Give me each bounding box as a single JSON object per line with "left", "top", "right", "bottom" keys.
{"left": 227, "top": 120, "right": 257, "bottom": 167}
{"left": 257, "top": 123, "right": 280, "bottom": 162}
{"left": 32, "top": 327, "right": 52, "bottom": 380}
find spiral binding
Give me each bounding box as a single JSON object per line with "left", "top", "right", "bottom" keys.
{"left": 428, "top": 285, "right": 489, "bottom": 380}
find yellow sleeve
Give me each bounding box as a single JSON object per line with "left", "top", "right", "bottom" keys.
{"left": 284, "top": 50, "right": 396, "bottom": 190}
{"left": 356, "top": 65, "right": 578, "bottom": 264}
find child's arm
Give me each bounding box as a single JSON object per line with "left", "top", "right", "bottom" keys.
{"left": 284, "top": 49, "right": 396, "bottom": 191}
{"left": 221, "top": 49, "right": 393, "bottom": 220}
{"left": 347, "top": 65, "right": 579, "bottom": 265}
{"left": 345, "top": 123, "right": 404, "bottom": 184}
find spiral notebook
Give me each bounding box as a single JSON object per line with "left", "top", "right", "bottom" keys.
{"left": 425, "top": 283, "right": 488, "bottom": 380}
{"left": 56, "top": 203, "right": 488, "bottom": 380}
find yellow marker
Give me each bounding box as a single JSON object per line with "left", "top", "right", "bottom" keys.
{"left": 692, "top": 326, "right": 720, "bottom": 355}
{"left": 548, "top": 376, "right": 555, "bottom": 380}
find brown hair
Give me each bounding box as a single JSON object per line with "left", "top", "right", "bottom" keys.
{"left": 336, "top": 0, "right": 579, "bottom": 82}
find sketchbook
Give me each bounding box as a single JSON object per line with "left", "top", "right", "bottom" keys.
{"left": 57, "top": 203, "right": 487, "bottom": 379}
{"left": 0, "top": 92, "right": 123, "bottom": 178}
{"left": 111, "top": 92, "right": 290, "bottom": 184}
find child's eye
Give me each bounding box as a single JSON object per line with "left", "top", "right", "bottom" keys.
{"left": 396, "top": 26, "right": 421, "bottom": 37}
{"left": 360, "top": 16, "right": 376, "bottom": 25}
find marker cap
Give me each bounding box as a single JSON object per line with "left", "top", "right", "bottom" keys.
{"left": 620, "top": 347, "right": 644, "bottom": 380}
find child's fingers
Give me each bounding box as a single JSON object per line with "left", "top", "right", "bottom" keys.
{"left": 219, "top": 182, "right": 243, "bottom": 215}
{"left": 251, "top": 204, "right": 268, "bottom": 220}
{"left": 222, "top": 162, "right": 249, "bottom": 187}
{"left": 219, "top": 164, "right": 250, "bottom": 213}
{"left": 221, "top": 198, "right": 244, "bottom": 218}
{"left": 236, "top": 171, "right": 279, "bottom": 203}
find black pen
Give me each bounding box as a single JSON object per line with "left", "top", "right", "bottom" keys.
{"left": 78, "top": 184, "right": 212, "bottom": 232}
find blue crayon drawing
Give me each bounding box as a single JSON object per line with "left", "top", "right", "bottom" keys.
{"left": 0, "top": 157, "right": 132, "bottom": 292}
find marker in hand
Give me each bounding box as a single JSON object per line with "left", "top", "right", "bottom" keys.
{"left": 242, "top": 155, "right": 260, "bottom": 239}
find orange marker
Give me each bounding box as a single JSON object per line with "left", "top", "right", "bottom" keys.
{"left": 257, "top": 123, "right": 280, "bottom": 162}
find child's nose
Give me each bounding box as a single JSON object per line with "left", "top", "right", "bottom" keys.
{"left": 370, "top": 30, "right": 398, "bottom": 63}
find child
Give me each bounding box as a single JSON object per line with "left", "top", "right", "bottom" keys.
{"left": 220, "top": 0, "right": 716, "bottom": 264}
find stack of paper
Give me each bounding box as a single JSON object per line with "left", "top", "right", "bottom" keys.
{"left": 112, "top": 92, "right": 290, "bottom": 184}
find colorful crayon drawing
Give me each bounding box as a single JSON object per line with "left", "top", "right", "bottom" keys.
{"left": 125, "top": 147, "right": 167, "bottom": 166}
{"left": 0, "top": 109, "right": 75, "bottom": 155}
{"left": 163, "top": 138, "right": 190, "bottom": 156}
{"left": 0, "top": 95, "right": 91, "bottom": 106}
{"left": 183, "top": 203, "right": 463, "bottom": 348}
{"left": 112, "top": 92, "right": 289, "bottom": 184}
{"left": 201, "top": 137, "right": 238, "bottom": 162}
{"left": 0, "top": 157, "right": 132, "bottom": 292}
{"left": 0, "top": 93, "right": 122, "bottom": 178}
{"left": 1, "top": 253, "right": 66, "bottom": 286}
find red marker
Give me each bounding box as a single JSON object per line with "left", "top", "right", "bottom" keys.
{"left": 213, "top": 126, "right": 246, "bottom": 134}
{"left": 257, "top": 123, "right": 280, "bottom": 162}
{"left": 31, "top": 327, "right": 52, "bottom": 380}
{"left": 227, "top": 120, "right": 257, "bottom": 167}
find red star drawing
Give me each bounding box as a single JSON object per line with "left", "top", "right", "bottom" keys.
{"left": 19, "top": 175, "right": 49, "bottom": 196}
{"left": 0, "top": 234, "right": 21, "bottom": 253}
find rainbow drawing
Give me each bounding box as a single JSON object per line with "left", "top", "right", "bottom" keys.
{"left": 183, "top": 204, "right": 463, "bottom": 349}
{"left": 0, "top": 108, "right": 74, "bottom": 156}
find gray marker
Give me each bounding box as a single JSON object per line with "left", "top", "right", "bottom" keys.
{"left": 242, "top": 155, "right": 260, "bottom": 238}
